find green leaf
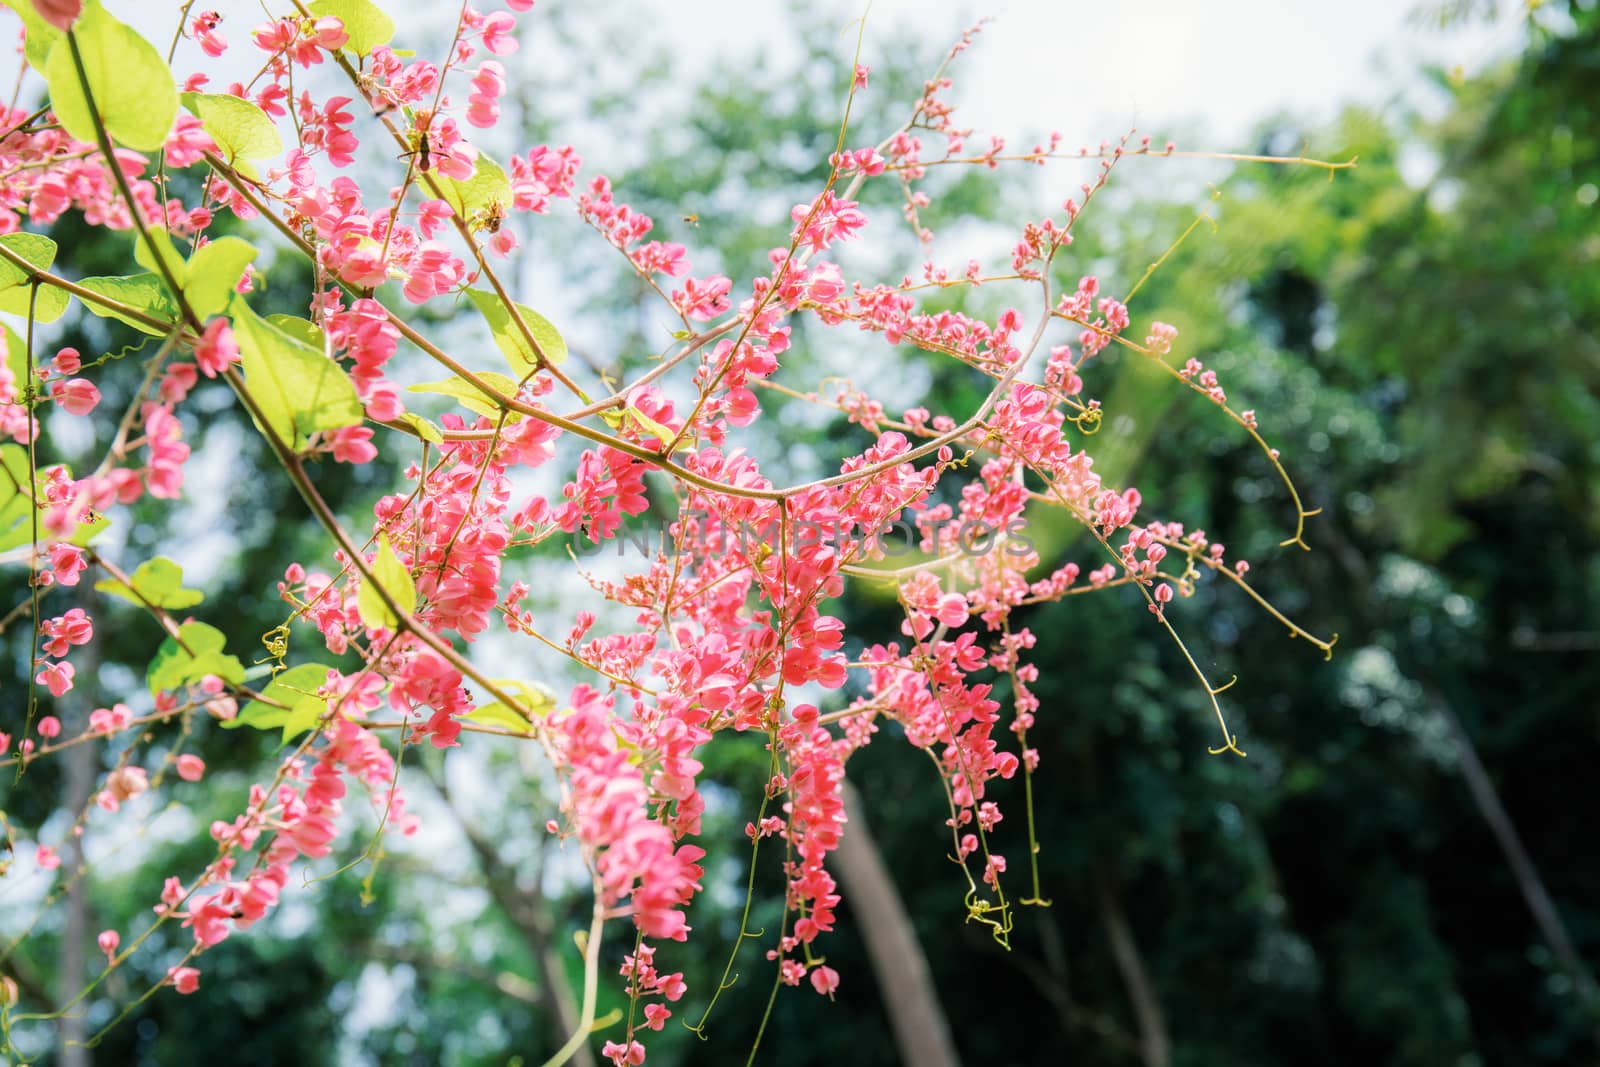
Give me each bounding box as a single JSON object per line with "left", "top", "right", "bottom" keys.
{"left": 184, "top": 236, "right": 258, "bottom": 320}
{"left": 228, "top": 663, "right": 332, "bottom": 732}
{"left": 0, "top": 443, "right": 34, "bottom": 552}
{"left": 2, "top": 322, "right": 26, "bottom": 393}
{"left": 357, "top": 534, "right": 416, "bottom": 630}
{"left": 462, "top": 288, "right": 568, "bottom": 375}
{"left": 146, "top": 622, "right": 245, "bottom": 694}
{"left": 407, "top": 373, "right": 523, "bottom": 420}
{"left": 626, "top": 405, "right": 677, "bottom": 447}
{"left": 439, "top": 153, "right": 511, "bottom": 220}
{"left": 280, "top": 698, "right": 327, "bottom": 744}
{"left": 0, "top": 233, "right": 70, "bottom": 322}
{"left": 94, "top": 556, "right": 205, "bottom": 610}
{"left": 1, "top": 0, "right": 62, "bottom": 70}
{"left": 75, "top": 274, "right": 180, "bottom": 335}
{"left": 461, "top": 702, "right": 534, "bottom": 732}
{"left": 464, "top": 678, "right": 556, "bottom": 733}
{"left": 132, "top": 227, "right": 186, "bottom": 289}
{"left": 44, "top": 0, "right": 177, "bottom": 153}
{"left": 231, "top": 295, "right": 364, "bottom": 449}
{"left": 228, "top": 158, "right": 263, "bottom": 184}
{"left": 265, "top": 314, "right": 325, "bottom": 351}
{"left": 125, "top": 229, "right": 259, "bottom": 320}
{"left": 307, "top": 0, "right": 395, "bottom": 57}
{"left": 180, "top": 91, "right": 281, "bottom": 162}
{"left": 397, "top": 412, "right": 444, "bottom": 444}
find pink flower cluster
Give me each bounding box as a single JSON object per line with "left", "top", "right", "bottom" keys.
{"left": 558, "top": 687, "right": 706, "bottom": 941}
{"left": 175, "top": 716, "right": 417, "bottom": 970}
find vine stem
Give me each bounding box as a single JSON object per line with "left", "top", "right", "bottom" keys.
{"left": 0, "top": 247, "right": 176, "bottom": 333}
{"left": 18, "top": 281, "right": 41, "bottom": 780}
{"left": 538, "top": 894, "right": 606, "bottom": 1067}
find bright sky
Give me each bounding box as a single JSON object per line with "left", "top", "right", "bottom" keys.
{"left": 640, "top": 0, "right": 1522, "bottom": 148}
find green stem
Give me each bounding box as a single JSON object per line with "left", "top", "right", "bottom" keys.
{"left": 0, "top": 246, "right": 175, "bottom": 335}
{"left": 538, "top": 899, "right": 605, "bottom": 1067}
{"left": 17, "top": 282, "right": 41, "bottom": 781}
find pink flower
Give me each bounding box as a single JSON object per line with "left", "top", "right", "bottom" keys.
{"left": 630, "top": 241, "right": 687, "bottom": 279}
{"left": 104, "top": 766, "right": 150, "bottom": 805}
{"left": 166, "top": 966, "right": 201, "bottom": 994}
{"left": 601, "top": 1040, "right": 645, "bottom": 1066}
{"left": 308, "top": 16, "right": 348, "bottom": 52}
{"left": 48, "top": 544, "right": 87, "bottom": 586}
{"left": 488, "top": 230, "right": 517, "bottom": 256}
{"left": 189, "top": 10, "right": 227, "bottom": 57}
{"left": 177, "top": 755, "right": 206, "bottom": 782}
{"left": 164, "top": 114, "right": 216, "bottom": 169}
{"left": 36, "top": 844, "right": 61, "bottom": 870}
{"left": 256, "top": 82, "right": 288, "bottom": 117}
{"left": 142, "top": 403, "right": 191, "bottom": 499}
{"left": 30, "top": 0, "right": 81, "bottom": 32}
{"left": 935, "top": 593, "right": 969, "bottom": 629}
{"left": 809, "top": 965, "right": 840, "bottom": 998}
{"left": 328, "top": 425, "right": 377, "bottom": 465}
{"left": 252, "top": 17, "right": 295, "bottom": 53}
{"left": 52, "top": 347, "right": 81, "bottom": 375}
{"left": 89, "top": 703, "right": 134, "bottom": 735}
{"left": 41, "top": 607, "right": 92, "bottom": 657}
{"left": 790, "top": 190, "right": 867, "bottom": 253}
{"left": 416, "top": 198, "right": 452, "bottom": 237}
{"left": 36, "top": 716, "right": 61, "bottom": 739}
{"left": 670, "top": 275, "right": 732, "bottom": 322}
{"left": 362, "top": 382, "right": 403, "bottom": 421}
{"left": 35, "top": 661, "right": 74, "bottom": 697}
{"left": 194, "top": 320, "right": 239, "bottom": 378}
{"left": 50, "top": 378, "right": 100, "bottom": 416}
{"left": 479, "top": 11, "right": 518, "bottom": 54}
{"left": 97, "top": 929, "right": 119, "bottom": 961}
{"left": 160, "top": 362, "right": 200, "bottom": 404}
{"left": 320, "top": 96, "right": 358, "bottom": 167}
{"left": 401, "top": 241, "right": 467, "bottom": 303}
{"left": 467, "top": 61, "right": 506, "bottom": 128}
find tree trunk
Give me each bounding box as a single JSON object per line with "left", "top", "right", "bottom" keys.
{"left": 836, "top": 780, "right": 962, "bottom": 1067}
{"left": 1426, "top": 684, "right": 1600, "bottom": 1048}
{"left": 56, "top": 587, "right": 100, "bottom": 1067}
{"left": 1094, "top": 862, "right": 1169, "bottom": 1067}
